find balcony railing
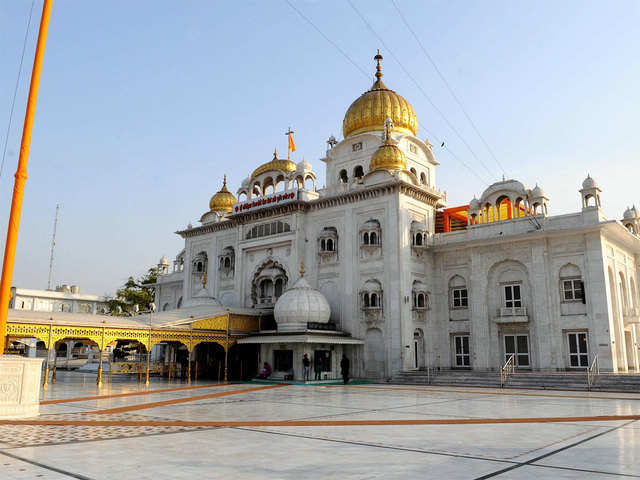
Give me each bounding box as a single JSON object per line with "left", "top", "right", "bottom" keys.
{"left": 496, "top": 306, "right": 528, "bottom": 323}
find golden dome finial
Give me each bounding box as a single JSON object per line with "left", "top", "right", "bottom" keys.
{"left": 383, "top": 117, "right": 393, "bottom": 142}
{"left": 300, "top": 260, "right": 305, "bottom": 278}
{"left": 273, "top": 148, "right": 278, "bottom": 160}
{"left": 222, "top": 174, "right": 227, "bottom": 188}
{"left": 372, "top": 49, "right": 386, "bottom": 90}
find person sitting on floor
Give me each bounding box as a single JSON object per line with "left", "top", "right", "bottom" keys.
{"left": 257, "top": 362, "right": 272, "bottom": 379}
{"left": 284, "top": 367, "right": 294, "bottom": 381}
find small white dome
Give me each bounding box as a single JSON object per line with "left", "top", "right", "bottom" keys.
{"left": 159, "top": 256, "right": 169, "bottom": 266}
{"left": 582, "top": 175, "right": 597, "bottom": 189}
{"left": 531, "top": 184, "right": 544, "bottom": 198}
{"left": 297, "top": 159, "right": 312, "bottom": 172}
{"left": 241, "top": 176, "right": 251, "bottom": 187}
{"left": 469, "top": 197, "right": 480, "bottom": 210}
{"left": 274, "top": 277, "right": 331, "bottom": 332}
{"left": 623, "top": 206, "right": 638, "bottom": 220}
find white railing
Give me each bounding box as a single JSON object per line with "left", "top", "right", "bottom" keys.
{"left": 500, "top": 354, "right": 515, "bottom": 388}
{"left": 587, "top": 354, "right": 599, "bottom": 390}
{"left": 499, "top": 306, "right": 527, "bottom": 317}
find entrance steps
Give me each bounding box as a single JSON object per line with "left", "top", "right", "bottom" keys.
{"left": 391, "top": 369, "right": 640, "bottom": 392}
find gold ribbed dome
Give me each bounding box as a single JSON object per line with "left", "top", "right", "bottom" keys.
{"left": 370, "top": 136, "right": 407, "bottom": 171}
{"left": 343, "top": 52, "right": 418, "bottom": 139}
{"left": 209, "top": 175, "right": 237, "bottom": 212}
{"left": 251, "top": 149, "right": 296, "bottom": 179}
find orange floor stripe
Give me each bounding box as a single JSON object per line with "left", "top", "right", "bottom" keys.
{"left": 1, "top": 414, "right": 639, "bottom": 428}
{"left": 333, "top": 385, "right": 640, "bottom": 401}
{"left": 41, "top": 383, "right": 236, "bottom": 405}
{"left": 90, "top": 384, "right": 288, "bottom": 414}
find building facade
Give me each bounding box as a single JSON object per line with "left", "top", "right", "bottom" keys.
{"left": 154, "top": 54, "right": 640, "bottom": 379}
{"left": 10, "top": 285, "right": 109, "bottom": 315}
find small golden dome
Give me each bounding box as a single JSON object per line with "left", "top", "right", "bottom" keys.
{"left": 209, "top": 175, "right": 237, "bottom": 212}
{"left": 370, "top": 118, "right": 407, "bottom": 171}
{"left": 343, "top": 51, "right": 418, "bottom": 139}
{"left": 370, "top": 139, "right": 407, "bottom": 171}
{"left": 251, "top": 149, "right": 297, "bottom": 179}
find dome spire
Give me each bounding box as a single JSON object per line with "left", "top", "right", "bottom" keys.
{"left": 299, "top": 260, "right": 305, "bottom": 278}
{"left": 372, "top": 49, "right": 387, "bottom": 90}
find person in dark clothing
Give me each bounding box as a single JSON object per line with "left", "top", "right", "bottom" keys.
{"left": 314, "top": 356, "right": 323, "bottom": 380}
{"left": 340, "top": 354, "right": 350, "bottom": 385}
{"left": 302, "top": 353, "right": 311, "bottom": 381}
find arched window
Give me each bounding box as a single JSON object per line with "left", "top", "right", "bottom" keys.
{"left": 415, "top": 233, "right": 423, "bottom": 246}
{"left": 339, "top": 169, "right": 348, "bottom": 183}
{"left": 410, "top": 167, "right": 417, "bottom": 177}
{"left": 417, "top": 293, "right": 425, "bottom": 308}
{"left": 363, "top": 232, "right": 369, "bottom": 245}
{"left": 353, "top": 165, "right": 364, "bottom": 179}
{"left": 321, "top": 239, "right": 326, "bottom": 251}
{"left": 326, "top": 238, "right": 333, "bottom": 251}
{"left": 420, "top": 172, "right": 427, "bottom": 185}
{"left": 449, "top": 275, "right": 468, "bottom": 309}
{"left": 363, "top": 293, "right": 370, "bottom": 308}
{"left": 370, "top": 232, "right": 378, "bottom": 245}
{"left": 274, "top": 278, "right": 284, "bottom": 298}
{"left": 224, "top": 257, "right": 231, "bottom": 268}
{"left": 196, "top": 261, "right": 203, "bottom": 272}
{"left": 370, "top": 293, "right": 378, "bottom": 307}
{"left": 559, "top": 264, "right": 584, "bottom": 303}
{"left": 162, "top": 303, "right": 170, "bottom": 311}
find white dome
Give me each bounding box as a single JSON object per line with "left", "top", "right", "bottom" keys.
{"left": 469, "top": 197, "right": 480, "bottom": 210}
{"left": 241, "top": 176, "right": 251, "bottom": 187}
{"left": 582, "top": 175, "right": 597, "bottom": 189}
{"left": 274, "top": 277, "right": 331, "bottom": 332}
{"left": 159, "top": 256, "right": 169, "bottom": 266}
{"left": 531, "top": 184, "right": 544, "bottom": 198}
{"left": 297, "top": 159, "right": 312, "bottom": 172}
{"left": 623, "top": 206, "right": 638, "bottom": 220}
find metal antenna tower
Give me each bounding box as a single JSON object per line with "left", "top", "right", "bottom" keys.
{"left": 47, "top": 204, "right": 59, "bottom": 290}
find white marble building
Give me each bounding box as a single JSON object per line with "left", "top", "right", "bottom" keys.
{"left": 10, "top": 285, "right": 109, "bottom": 314}
{"left": 154, "top": 53, "right": 640, "bottom": 379}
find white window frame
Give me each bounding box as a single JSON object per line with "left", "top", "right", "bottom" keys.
{"left": 452, "top": 334, "right": 471, "bottom": 367}
{"left": 503, "top": 283, "right": 522, "bottom": 308}
{"left": 451, "top": 288, "right": 468, "bottom": 309}
{"left": 567, "top": 331, "right": 589, "bottom": 368}
{"left": 561, "top": 277, "right": 583, "bottom": 302}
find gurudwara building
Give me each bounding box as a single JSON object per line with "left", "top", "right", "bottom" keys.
{"left": 154, "top": 53, "right": 640, "bottom": 380}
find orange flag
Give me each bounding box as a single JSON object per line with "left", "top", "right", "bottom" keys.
{"left": 288, "top": 131, "right": 296, "bottom": 153}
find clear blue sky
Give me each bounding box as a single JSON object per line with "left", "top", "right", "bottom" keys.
{"left": 0, "top": 1, "right": 638, "bottom": 296}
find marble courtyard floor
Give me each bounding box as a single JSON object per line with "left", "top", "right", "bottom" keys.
{"left": 0, "top": 371, "right": 639, "bottom": 479}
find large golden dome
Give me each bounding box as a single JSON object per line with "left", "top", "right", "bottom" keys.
{"left": 343, "top": 52, "right": 418, "bottom": 139}
{"left": 209, "top": 175, "right": 237, "bottom": 212}
{"left": 251, "top": 149, "right": 297, "bottom": 179}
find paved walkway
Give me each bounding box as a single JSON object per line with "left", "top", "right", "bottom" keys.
{"left": 0, "top": 371, "right": 638, "bottom": 479}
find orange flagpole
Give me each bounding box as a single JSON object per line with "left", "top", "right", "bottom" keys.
{"left": 0, "top": 0, "right": 53, "bottom": 355}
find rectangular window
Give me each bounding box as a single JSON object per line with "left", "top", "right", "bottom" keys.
{"left": 453, "top": 335, "right": 470, "bottom": 367}
{"left": 452, "top": 288, "right": 468, "bottom": 308}
{"left": 504, "top": 334, "right": 530, "bottom": 367}
{"left": 273, "top": 350, "right": 293, "bottom": 372}
{"left": 562, "top": 279, "right": 583, "bottom": 301}
{"left": 567, "top": 332, "right": 589, "bottom": 367}
{"left": 504, "top": 284, "right": 522, "bottom": 308}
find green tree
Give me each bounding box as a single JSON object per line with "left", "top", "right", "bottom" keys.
{"left": 107, "top": 267, "right": 158, "bottom": 315}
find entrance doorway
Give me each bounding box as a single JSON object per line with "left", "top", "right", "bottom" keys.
{"left": 567, "top": 332, "right": 589, "bottom": 368}
{"left": 453, "top": 335, "right": 470, "bottom": 367}
{"left": 504, "top": 334, "right": 530, "bottom": 368}
{"left": 413, "top": 329, "right": 424, "bottom": 369}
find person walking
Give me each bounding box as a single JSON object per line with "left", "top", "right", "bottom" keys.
{"left": 302, "top": 353, "right": 311, "bottom": 381}
{"left": 314, "top": 355, "right": 323, "bottom": 381}
{"left": 340, "top": 354, "right": 350, "bottom": 385}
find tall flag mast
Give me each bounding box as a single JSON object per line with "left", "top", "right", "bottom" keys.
{"left": 0, "top": 0, "right": 53, "bottom": 354}
{"left": 285, "top": 127, "right": 296, "bottom": 160}
{"left": 47, "top": 204, "right": 60, "bottom": 291}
